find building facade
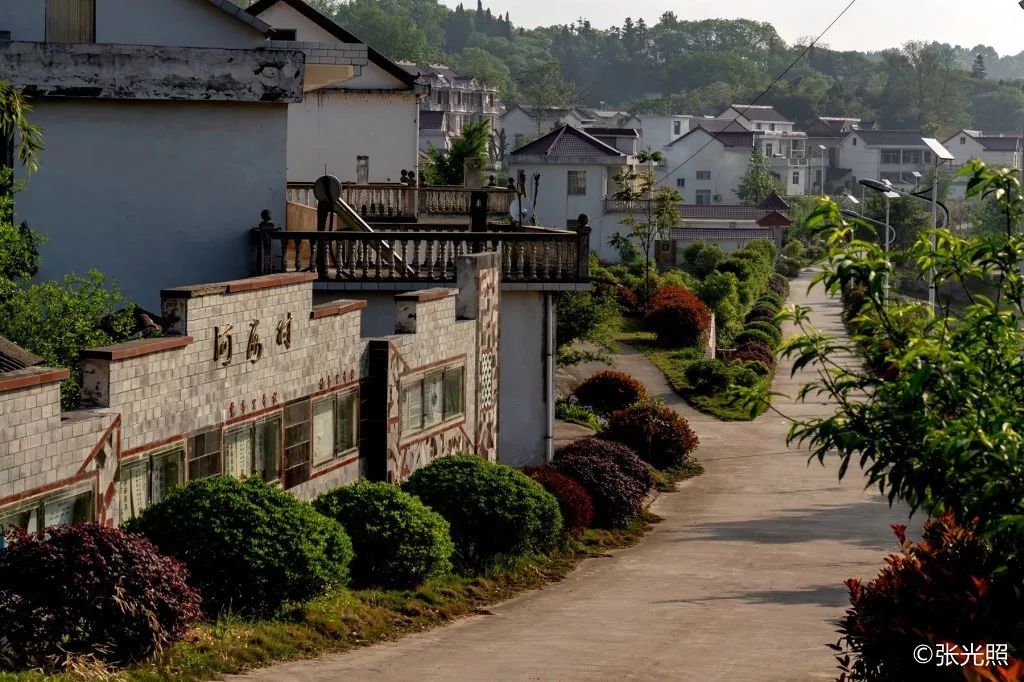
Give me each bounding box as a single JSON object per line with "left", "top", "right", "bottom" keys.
{"left": 943, "top": 129, "right": 1022, "bottom": 199}
{"left": 0, "top": 255, "right": 499, "bottom": 535}
{"left": 835, "top": 129, "right": 941, "bottom": 193}
{"left": 401, "top": 62, "right": 501, "bottom": 158}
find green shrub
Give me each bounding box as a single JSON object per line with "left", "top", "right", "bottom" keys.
{"left": 768, "top": 273, "right": 790, "bottom": 298}
{"left": 783, "top": 240, "right": 805, "bottom": 259}
{"left": 555, "top": 290, "right": 620, "bottom": 347}
{"left": 741, "top": 359, "right": 772, "bottom": 377}
{"left": 777, "top": 256, "right": 803, "bottom": 278}
{"left": 402, "top": 455, "right": 562, "bottom": 572}
{"left": 314, "top": 482, "right": 454, "bottom": 588}
{"left": 127, "top": 476, "right": 352, "bottom": 615}
{"left": 698, "top": 271, "right": 744, "bottom": 345}
{"left": 757, "top": 292, "right": 784, "bottom": 310}
{"left": 729, "top": 365, "right": 761, "bottom": 388}
{"left": 803, "top": 244, "right": 826, "bottom": 262}
{"left": 602, "top": 403, "right": 700, "bottom": 470}
{"left": 745, "top": 238, "right": 778, "bottom": 264}
{"left": 660, "top": 268, "right": 700, "bottom": 291}
{"left": 745, "top": 321, "right": 782, "bottom": 345}
{"left": 683, "top": 241, "right": 724, "bottom": 277}
{"left": 555, "top": 394, "right": 602, "bottom": 430}
{"left": 734, "top": 328, "right": 776, "bottom": 348}
{"left": 683, "top": 358, "right": 731, "bottom": 395}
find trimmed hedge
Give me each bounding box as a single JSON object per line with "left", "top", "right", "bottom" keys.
{"left": 745, "top": 303, "right": 779, "bottom": 324}
{"left": 553, "top": 439, "right": 648, "bottom": 528}
{"left": 734, "top": 328, "right": 777, "bottom": 349}
{"left": 127, "top": 476, "right": 353, "bottom": 615}
{"left": 684, "top": 358, "right": 730, "bottom": 395}
{"left": 731, "top": 341, "right": 776, "bottom": 370}
{"left": 745, "top": 321, "right": 782, "bottom": 346}
{"left": 768, "top": 273, "right": 790, "bottom": 298}
{"left": 777, "top": 256, "right": 803, "bottom": 278}
{"left": 0, "top": 524, "right": 201, "bottom": 669}
{"left": 757, "top": 292, "right": 784, "bottom": 309}
{"left": 572, "top": 370, "right": 648, "bottom": 415}
{"left": 314, "top": 482, "right": 454, "bottom": 588}
{"left": 523, "top": 465, "right": 595, "bottom": 535}
{"left": 403, "top": 455, "right": 562, "bottom": 572}
{"left": 644, "top": 285, "right": 712, "bottom": 348}
{"left": 729, "top": 365, "right": 761, "bottom": 388}
{"left": 602, "top": 404, "right": 700, "bottom": 470}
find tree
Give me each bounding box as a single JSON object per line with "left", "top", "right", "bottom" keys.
{"left": 971, "top": 53, "right": 987, "bottom": 79}
{"left": 861, "top": 193, "right": 931, "bottom": 250}
{"left": 611, "top": 150, "right": 680, "bottom": 303}
{"left": 735, "top": 149, "right": 785, "bottom": 206}
{"left": 0, "top": 81, "right": 43, "bottom": 173}
{"left": 423, "top": 120, "right": 489, "bottom": 186}
{"left": 333, "top": 0, "right": 439, "bottom": 62}
{"left": 517, "top": 61, "right": 576, "bottom": 120}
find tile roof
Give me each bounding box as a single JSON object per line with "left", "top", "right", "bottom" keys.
{"left": 583, "top": 127, "right": 639, "bottom": 137}
{"left": 972, "top": 134, "right": 1022, "bottom": 151}
{"left": 757, "top": 191, "right": 790, "bottom": 211}
{"left": 756, "top": 210, "right": 793, "bottom": 228}
{"left": 693, "top": 118, "right": 749, "bottom": 133}
{"left": 677, "top": 205, "right": 766, "bottom": 220}
{"left": 511, "top": 125, "right": 625, "bottom": 157}
{"left": 730, "top": 104, "right": 790, "bottom": 123}
{"left": 853, "top": 130, "right": 927, "bottom": 146}
{"left": 666, "top": 127, "right": 754, "bottom": 149}
{"left": 0, "top": 336, "right": 43, "bottom": 374}
{"left": 515, "top": 105, "right": 578, "bottom": 120}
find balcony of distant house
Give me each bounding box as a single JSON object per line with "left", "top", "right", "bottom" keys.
{"left": 259, "top": 180, "right": 591, "bottom": 291}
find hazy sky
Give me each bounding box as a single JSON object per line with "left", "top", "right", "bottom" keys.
{"left": 441, "top": 0, "right": 1024, "bottom": 56}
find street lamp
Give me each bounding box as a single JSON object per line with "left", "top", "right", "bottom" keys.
{"left": 818, "top": 144, "right": 828, "bottom": 195}
{"left": 922, "top": 138, "right": 955, "bottom": 312}
{"left": 858, "top": 178, "right": 901, "bottom": 301}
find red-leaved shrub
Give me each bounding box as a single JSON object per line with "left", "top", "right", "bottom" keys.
{"left": 731, "top": 340, "right": 776, "bottom": 370}
{"left": 833, "top": 514, "right": 1024, "bottom": 682}
{"left": 0, "top": 523, "right": 201, "bottom": 668}
{"left": 643, "top": 286, "right": 712, "bottom": 347}
{"left": 523, "top": 465, "right": 595, "bottom": 535}
{"left": 602, "top": 403, "right": 699, "bottom": 470}
{"left": 572, "top": 370, "right": 648, "bottom": 415}
{"left": 553, "top": 439, "right": 649, "bottom": 528}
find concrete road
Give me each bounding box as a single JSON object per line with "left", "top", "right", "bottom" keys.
{"left": 233, "top": 270, "right": 906, "bottom": 681}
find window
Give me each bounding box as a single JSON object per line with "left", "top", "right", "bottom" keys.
{"left": 1, "top": 487, "right": 94, "bottom": 546}
{"left": 923, "top": 151, "right": 933, "bottom": 164}
{"left": 515, "top": 133, "right": 525, "bottom": 148}
{"left": 792, "top": 171, "right": 800, "bottom": 185}
{"left": 673, "top": 120, "right": 681, "bottom": 135}
{"left": 401, "top": 365, "right": 464, "bottom": 436}
{"left": 765, "top": 143, "right": 774, "bottom": 157}
{"left": 46, "top": 0, "right": 95, "bottom": 43}
{"left": 119, "top": 447, "right": 185, "bottom": 521}
{"left": 961, "top": 136, "right": 967, "bottom": 145}
{"left": 696, "top": 170, "right": 711, "bottom": 180}
{"left": 852, "top": 137, "right": 857, "bottom": 146}
{"left": 311, "top": 391, "right": 359, "bottom": 466}
{"left": 903, "top": 149, "right": 923, "bottom": 165}
{"left": 755, "top": 123, "right": 763, "bottom": 130}
{"left": 188, "top": 429, "right": 221, "bottom": 481}
{"left": 695, "top": 190, "right": 712, "bottom": 205}
{"left": 269, "top": 28, "right": 297, "bottom": 41}
{"left": 881, "top": 150, "right": 901, "bottom": 165}
{"left": 769, "top": 123, "right": 776, "bottom": 131}
{"left": 567, "top": 170, "right": 587, "bottom": 196}
{"left": 676, "top": 177, "right": 686, "bottom": 188}
{"left": 283, "top": 399, "right": 312, "bottom": 488}
{"left": 224, "top": 418, "right": 281, "bottom": 483}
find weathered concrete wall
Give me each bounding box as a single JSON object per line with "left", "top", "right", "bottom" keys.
{"left": 287, "top": 89, "right": 419, "bottom": 183}
{"left": 95, "top": 0, "right": 267, "bottom": 49}
{"left": 0, "top": 41, "right": 305, "bottom": 103}
{"left": 14, "top": 99, "right": 288, "bottom": 311}
{"left": 498, "top": 290, "right": 549, "bottom": 468}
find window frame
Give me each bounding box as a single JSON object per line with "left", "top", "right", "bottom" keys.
{"left": 792, "top": 171, "right": 800, "bottom": 185}
{"left": 119, "top": 445, "right": 185, "bottom": 521}
{"left": 0, "top": 483, "right": 95, "bottom": 545}
{"left": 283, "top": 398, "right": 312, "bottom": 488}
{"left": 695, "top": 170, "right": 711, "bottom": 180}
{"left": 695, "top": 189, "right": 712, "bottom": 205}
{"left": 223, "top": 415, "right": 283, "bottom": 483}
{"left": 310, "top": 389, "right": 360, "bottom": 468}
{"left": 567, "top": 170, "right": 588, "bottom": 196}
{"left": 676, "top": 177, "right": 686, "bottom": 188}
{"left": 400, "top": 363, "right": 465, "bottom": 438}
{"left": 188, "top": 428, "right": 222, "bottom": 481}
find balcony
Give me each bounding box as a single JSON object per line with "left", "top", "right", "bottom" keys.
{"left": 253, "top": 227, "right": 590, "bottom": 290}
{"left": 287, "top": 183, "right": 515, "bottom": 222}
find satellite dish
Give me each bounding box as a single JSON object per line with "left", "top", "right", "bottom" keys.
{"left": 313, "top": 175, "right": 342, "bottom": 203}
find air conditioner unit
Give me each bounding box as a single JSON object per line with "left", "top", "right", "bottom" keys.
{"left": 713, "top": 194, "right": 722, "bottom": 203}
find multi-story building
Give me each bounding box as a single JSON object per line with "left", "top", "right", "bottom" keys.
{"left": 834, "top": 129, "right": 944, "bottom": 193}
{"left": 943, "top": 129, "right": 1022, "bottom": 199}
{"left": 657, "top": 126, "right": 754, "bottom": 206}
{"left": 400, "top": 62, "right": 502, "bottom": 158}
{"left": 248, "top": 0, "right": 426, "bottom": 185}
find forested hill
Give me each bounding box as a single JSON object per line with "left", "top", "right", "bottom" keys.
{"left": 286, "top": 0, "right": 1024, "bottom": 134}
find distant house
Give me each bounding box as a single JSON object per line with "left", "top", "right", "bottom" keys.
{"left": 943, "top": 129, "right": 1021, "bottom": 199}
{"left": 499, "top": 105, "right": 593, "bottom": 158}
{"left": 508, "top": 125, "right": 634, "bottom": 261}
{"left": 716, "top": 104, "right": 795, "bottom": 133}
{"left": 401, "top": 63, "right": 501, "bottom": 158}
{"left": 834, "top": 129, "right": 943, "bottom": 193}
{"left": 248, "top": 0, "right": 424, "bottom": 184}
{"left": 658, "top": 127, "right": 754, "bottom": 206}
{"left": 0, "top": 0, "right": 363, "bottom": 310}
{"left": 654, "top": 202, "right": 790, "bottom": 267}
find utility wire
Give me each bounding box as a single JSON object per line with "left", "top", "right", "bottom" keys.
{"left": 653, "top": 0, "right": 859, "bottom": 188}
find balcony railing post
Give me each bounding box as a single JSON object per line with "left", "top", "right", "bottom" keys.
{"left": 252, "top": 209, "right": 278, "bottom": 275}
{"left": 574, "top": 213, "right": 591, "bottom": 280}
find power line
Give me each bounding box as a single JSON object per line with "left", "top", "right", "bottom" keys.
{"left": 653, "top": 0, "right": 859, "bottom": 188}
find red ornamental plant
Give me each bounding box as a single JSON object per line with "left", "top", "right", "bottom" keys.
{"left": 731, "top": 340, "right": 776, "bottom": 370}
{"left": 602, "top": 403, "right": 699, "bottom": 470}
{"left": 523, "top": 465, "right": 595, "bottom": 535}
{"left": 0, "top": 523, "right": 201, "bottom": 669}
{"left": 643, "top": 285, "right": 712, "bottom": 348}
{"left": 553, "top": 439, "right": 649, "bottom": 528}
{"left": 572, "top": 370, "right": 648, "bottom": 415}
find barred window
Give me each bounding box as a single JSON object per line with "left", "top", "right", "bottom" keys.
{"left": 283, "top": 399, "right": 311, "bottom": 488}
{"left": 696, "top": 170, "right": 711, "bottom": 180}
{"left": 120, "top": 447, "right": 185, "bottom": 521}
{"left": 188, "top": 429, "right": 221, "bottom": 481}
{"left": 567, "top": 170, "right": 587, "bottom": 196}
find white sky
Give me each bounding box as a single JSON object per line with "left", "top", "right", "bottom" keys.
{"left": 442, "top": 0, "right": 1024, "bottom": 56}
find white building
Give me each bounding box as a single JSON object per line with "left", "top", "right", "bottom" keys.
{"left": 248, "top": 0, "right": 425, "bottom": 184}
{"left": 401, "top": 63, "right": 501, "bottom": 159}
{"left": 0, "top": 0, "right": 366, "bottom": 310}
{"left": 637, "top": 114, "right": 694, "bottom": 152}
{"left": 508, "top": 125, "right": 633, "bottom": 262}
{"left": 499, "top": 106, "right": 592, "bottom": 157}
{"left": 657, "top": 127, "right": 754, "bottom": 206}
{"left": 716, "top": 104, "right": 795, "bottom": 133}
{"left": 943, "top": 129, "right": 1022, "bottom": 199}
{"left": 834, "top": 129, "right": 941, "bottom": 193}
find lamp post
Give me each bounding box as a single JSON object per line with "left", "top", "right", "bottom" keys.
{"left": 922, "top": 138, "right": 955, "bottom": 313}
{"left": 818, "top": 144, "right": 828, "bottom": 195}
{"left": 858, "top": 178, "right": 900, "bottom": 302}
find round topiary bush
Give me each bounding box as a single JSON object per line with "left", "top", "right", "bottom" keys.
{"left": 602, "top": 404, "right": 700, "bottom": 470}
{"left": 783, "top": 240, "right": 805, "bottom": 259}
{"left": 745, "top": 321, "right": 782, "bottom": 346}
{"left": 127, "top": 476, "right": 353, "bottom": 615}
{"left": 777, "top": 256, "right": 803, "bottom": 278}
{"left": 729, "top": 365, "right": 761, "bottom": 388}
{"left": 643, "top": 286, "right": 712, "bottom": 348}
{"left": 553, "top": 440, "right": 648, "bottom": 528}
{"left": 768, "top": 273, "right": 790, "bottom": 298}
{"left": 523, "top": 465, "right": 595, "bottom": 536}
{"left": 402, "top": 455, "right": 562, "bottom": 572}
{"left": 684, "top": 358, "right": 731, "bottom": 395}
{"left": 314, "top": 482, "right": 454, "bottom": 588}
{"left": 731, "top": 340, "right": 776, "bottom": 369}
{"left": 572, "top": 370, "right": 648, "bottom": 415}
{"left": 741, "top": 359, "right": 772, "bottom": 377}
{"left": 745, "top": 303, "right": 779, "bottom": 324}
{"left": 0, "top": 524, "right": 201, "bottom": 669}
{"left": 734, "top": 328, "right": 776, "bottom": 349}
{"left": 757, "top": 292, "right": 784, "bottom": 309}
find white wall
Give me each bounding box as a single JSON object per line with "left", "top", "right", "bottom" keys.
{"left": 499, "top": 290, "right": 549, "bottom": 468}
{"left": 0, "top": 3, "right": 45, "bottom": 41}
{"left": 501, "top": 108, "right": 551, "bottom": 153}
{"left": 836, "top": 133, "right": 879, "bottom": 189}
{"left": 639, "top": 115, "right": 689, "bottom": 151}
{"left": 95, "top": 0, "right": 265, "bottom": 48}
{"left": 254, "top": 2, "right": 338, "bottom": 44}
{"left": 14, "top": 99, "right": 287, "bottom": 311}
{"left": 659, "top": 131, "right": 749, "bottom": 206}
{"left": 287, "top": 89, "right": 419, "bottom": 183}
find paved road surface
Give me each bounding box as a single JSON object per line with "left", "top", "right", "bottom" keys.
{"left": 234, "top": 270, "right": 905, "bottom": 681}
